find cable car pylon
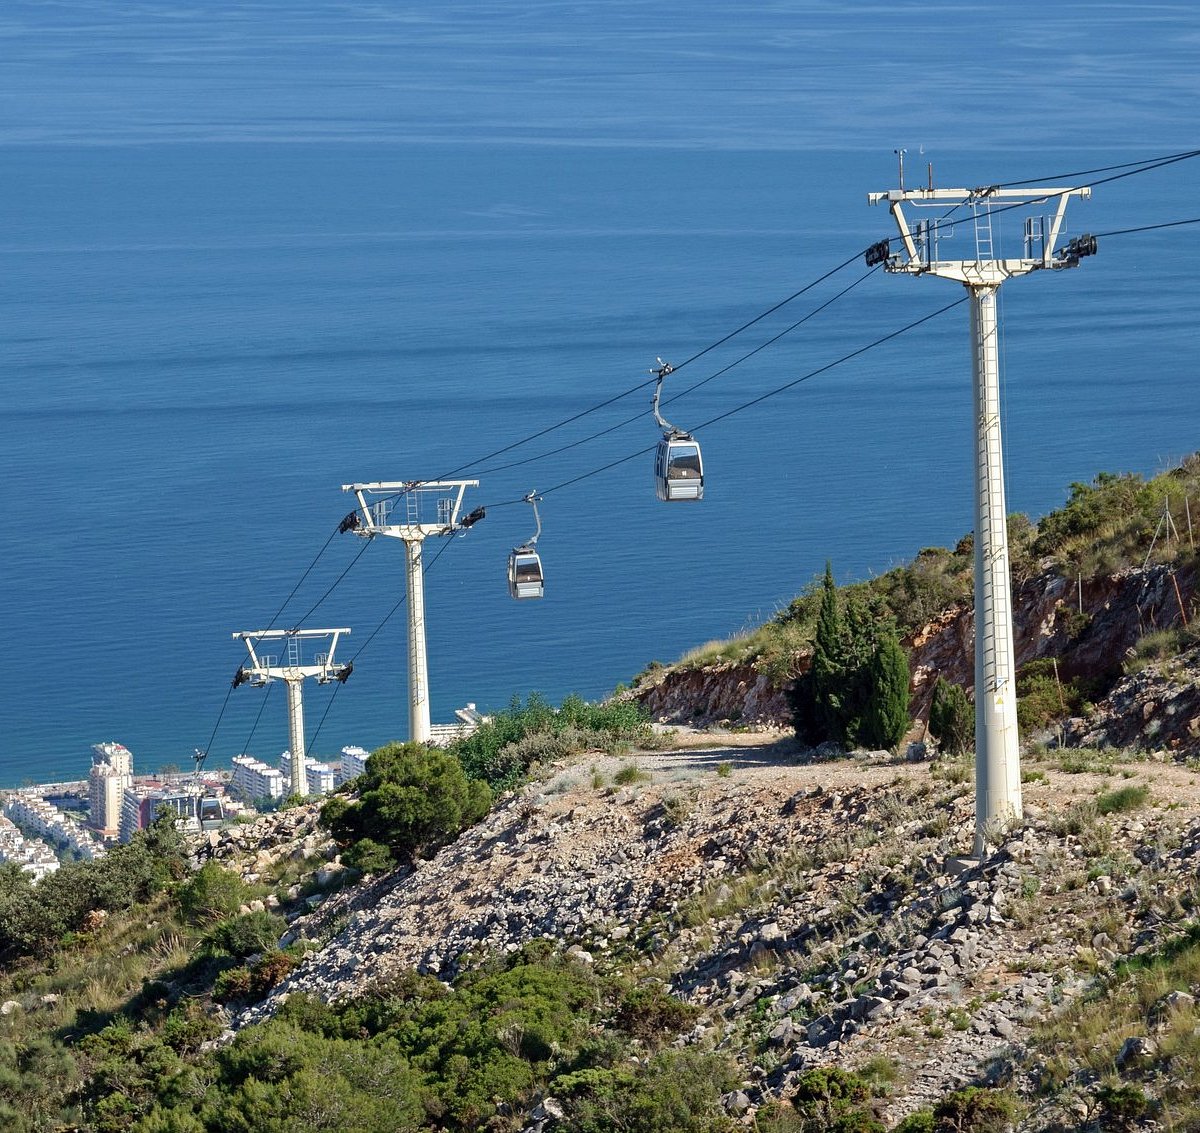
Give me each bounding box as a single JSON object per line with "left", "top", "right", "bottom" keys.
{"left": 869, "top": 161, "right": 1094, "bottom": 856}
{"left": 231, "top": 627, "right": 352, "bottom": 796}
{"left": 651, "top": 358, "right": 705, "bottom": 501}
{"left": 341, "top": 479, "right": 478, "bottom": 744}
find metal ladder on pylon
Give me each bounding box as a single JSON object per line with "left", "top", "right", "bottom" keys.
{"left": 972, "top": 201, "right": 994, "bottom": 262}
{"left": 975, "top": 292, "right": 1011, "bottom": 694}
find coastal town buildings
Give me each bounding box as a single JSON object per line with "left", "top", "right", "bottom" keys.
{"left": 338, "top": 745, "right": 369, "bottom": 785}
{"left": 279, "top": 751, "right": 335, "bottom": 796}
{"left": 229, "top": 754, "right": 285, "bottom": 803}
{"left": 3, "top": 791, "right": 106, "bottom": 861}
{"left": 88, "top": 742, "right": 134, "bottom": 841}
{"left": 0, "top": 813, "right": 60, "bottom": 880}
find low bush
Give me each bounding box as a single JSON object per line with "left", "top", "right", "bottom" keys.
{"left": 449, "top": 693, "right": 653, "bottom": 791}
{"left": 212, "top": 949, "right": 301, "bottom": 1006}
{"left": 616, "top": 983, "right": 698, "bottom": 1041}
{"left": 203, "top": 910, "right": 286, "bottom": 958}
{"left": 1096, "top": 784, "right": 1151, "bottom": 815}
{"left": 1125, "top": 627, "right": 1196, "bottom": 673}
{"left": 178, "top": 862, "right": 252, "bottom": 926}
{"left": 931, "top": 1087, "right": 1021, "bottom": 1132}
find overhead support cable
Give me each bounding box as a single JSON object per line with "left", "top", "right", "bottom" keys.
{"left": 303, "top": 534, "right": 458, "bottom": 759}
{"left": 470, "top": 266, "right": 880, "bottom": 480}
{"left": 1093, "top": 216, "right": 1200, "bottom": 239}
{"left": 536, "top": 294, "right": 968, "bottom": 500}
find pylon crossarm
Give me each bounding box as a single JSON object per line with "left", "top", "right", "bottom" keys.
{"left": 868, "top": 184, "right": 1092, "bottom": 279}
{"left": 342, "top": 480, "right": 480, "bottom": 539}
{"left": 231, "top": 628, "right": 352, "bottom": 684}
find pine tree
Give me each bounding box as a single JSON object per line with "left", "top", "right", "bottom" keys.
{"left": 862, "top": 628, "right": 911, "bottom": 750}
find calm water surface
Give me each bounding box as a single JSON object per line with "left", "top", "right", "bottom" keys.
{"left": 1, "top": 2, "right": 1197, "bottom": 785}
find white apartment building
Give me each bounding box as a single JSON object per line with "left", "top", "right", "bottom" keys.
{"left": 337, "top": 745, "right": 369, "bottom": 785}
{"left": 279, "top": 751, "right": 335, "bottom": 796}
{"left": 229, "top": 754, "right": 285, "bottom": 803}
{"left": 3, "top": 792, "right": 106, "bottom": 861}
{"left": 92, "top": 741, "right": 133, "bottom": 775}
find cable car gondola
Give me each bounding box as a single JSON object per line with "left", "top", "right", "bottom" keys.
{"left": 508, "top": 492, "right": 544, "bottom": 599}
{"left": 651, "top": 358, "right": 704, "bottom": 501}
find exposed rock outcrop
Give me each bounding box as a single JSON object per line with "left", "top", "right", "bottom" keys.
{"left": 635, "top": 564, "right": 1199, "bottom": 754}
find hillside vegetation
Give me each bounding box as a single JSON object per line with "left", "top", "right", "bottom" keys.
{"left": 5, "top": 460, "right": 1200, "bottom": 1131}
{"left": 647, "top": 458, "right": 1200, "bottom": 691}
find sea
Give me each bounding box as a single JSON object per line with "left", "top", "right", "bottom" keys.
{"left": 1, "top": 1, "right": 1198, "bottom": 787}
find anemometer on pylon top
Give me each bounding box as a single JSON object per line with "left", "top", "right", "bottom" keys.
{"left": 869, "top": 155, "right": 1095, "bottom": 857}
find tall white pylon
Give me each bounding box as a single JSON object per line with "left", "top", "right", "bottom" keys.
{"left": 232, "top": 627, "right": 352, "bottom": 797}
{"left": 341, "top": 480, "right": 479, "bottom": 744}
{"left": 868, "top": 171, "right": 1094, "bottom": 855}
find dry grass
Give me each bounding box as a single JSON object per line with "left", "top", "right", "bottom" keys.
{"left": 1033, "top": 925, "right": 1200, "bottom": 1126}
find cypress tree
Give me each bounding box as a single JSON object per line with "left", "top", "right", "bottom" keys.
{"left": 840, "top": 592, "right": 878, "bottom": 745}
{"left": 929, "top": 677, "right": 974, "bottom": 756}
{"left": 811, "top": 563, "right": 846, "bottom": 740}
{"left": 863, "top": 628, "right": 911, "bottom": 750}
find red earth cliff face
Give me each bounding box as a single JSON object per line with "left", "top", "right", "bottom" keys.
{"left": 635, "top": 564, "right": 1197, "bottom": 748}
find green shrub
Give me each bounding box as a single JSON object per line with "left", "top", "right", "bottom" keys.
{"left": 213, "top": 949, "right": 301, "bottom": 1005}
{"left": 1096, "top": 784, "right": 1150, "bottom": 815}
{"left": 1016, "top": 659, "right": 1104, "bottom": 732}
{"left": 1097, "top": 1083, "right": 1149, "bottom": 1124}
{"left": 1125, "top": 627, "right": 1194, "bottom": 673}
{"left": 932, "top": 1087, "right": 1020, "bottom": 1132}
{"left": 204, "top": 910, "right": 286, "bottom": 958}
{"left": 784, "top": 1067, "right": 883, "bottom": 1132}
{"left": 177, "top": 862, "right": 251, "bottom": 926}
{"left": 894, "top": 1112, "right": 935, "bottom": 1133}
{"left": 1032, "top": 472, "right": 1158, "bottom": 560}
{"left": 929, "top": 678, "right": 974, "bottom": 757}
{"left": 613, "top": 762, "right": 649, "bottom": 786}
{"left": 558, "top": 1049, "right": 736, "bottom": 1133}
{"left": 341, "top": 837, "right": 396, "bottom": 874}
{"left": 322, "top": 743, "right": 492, "bottom": 864}
{"left": 616, "top": 984, "right": 698, "bottom": 1042}
{"left": 449, "top": 694, "right": 652, "bottom": 791}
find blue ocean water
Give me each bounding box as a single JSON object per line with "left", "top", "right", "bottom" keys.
{"left": 1, "top": 2, "right": 1198, "bottom": 786}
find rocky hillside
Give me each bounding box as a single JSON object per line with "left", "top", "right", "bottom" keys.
{"left": 223, "top": 733, "right": 1200, "bottom": 1130}
{"left": 634, "top": 563, "right": 1198, "bottom": 752}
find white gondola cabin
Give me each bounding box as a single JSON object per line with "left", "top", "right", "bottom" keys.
{"left": 508, "top": 491, "right": 545, "bottom": 599}
{"left": 650, "top": 358, "right": 704, "bottom": 501}
{"left": 655, "top": 433, "right": 704, "bottom": 501}
{"left": 508, "top": 547, "right": 544, "bottom": 599}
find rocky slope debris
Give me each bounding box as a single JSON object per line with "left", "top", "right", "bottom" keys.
{"left": 220, "top": 746, "right": 1200, "bottom": 1128}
